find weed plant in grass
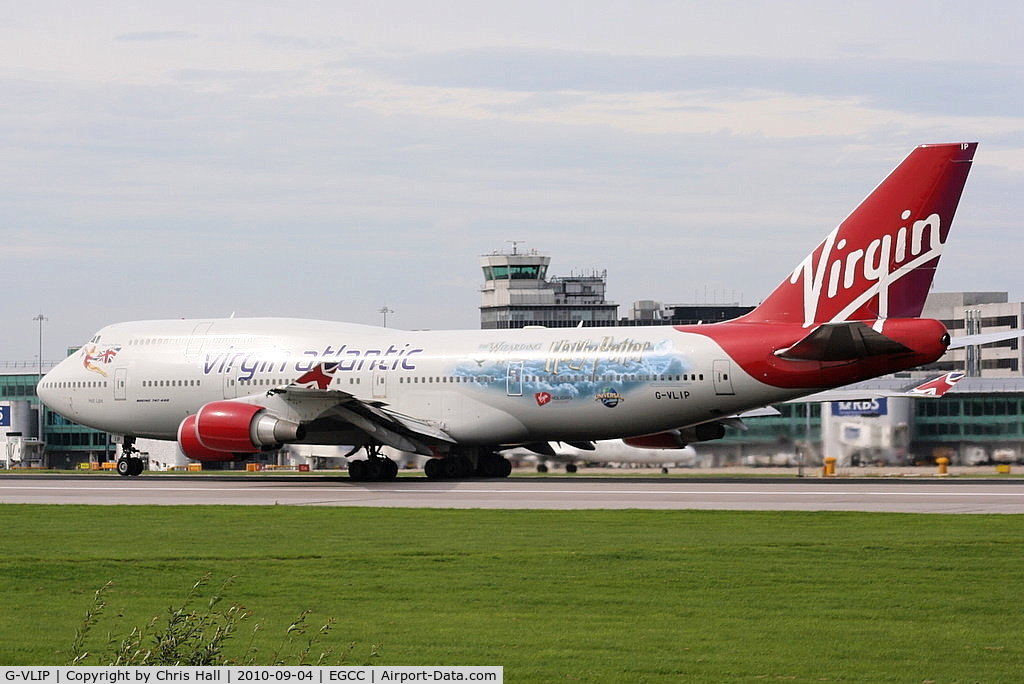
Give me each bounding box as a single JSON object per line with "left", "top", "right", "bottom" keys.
{"left": 0, "top": 505, "right": 1022, "bottom": 680}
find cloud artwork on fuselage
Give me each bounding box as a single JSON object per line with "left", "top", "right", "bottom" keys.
{"left": 452, "top": 336, "right": 692, "bottom": 404}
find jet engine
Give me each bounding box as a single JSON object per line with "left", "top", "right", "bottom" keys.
{"left": 177, "top": 401, "right": 304, "bottom": 461}
{"left": 623, "top": 422, "right": 726, "bottom": 449}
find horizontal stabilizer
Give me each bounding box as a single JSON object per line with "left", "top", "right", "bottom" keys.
{"left": 775, "top": 322, "right": 912, "bottom": 362}
{"left": 947, "top": 329, "right": 1024, "bottom": 349}
{"left": 784, "top": 371, "right": 965, "bottom": 403}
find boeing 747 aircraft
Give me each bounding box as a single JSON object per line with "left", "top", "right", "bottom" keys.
{"left": 38, "top": 143, "right": 978, "bottom": 480}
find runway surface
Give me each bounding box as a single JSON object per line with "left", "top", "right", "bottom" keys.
{"left": 2, "top": 475, "right": 1024, "bottom": 512}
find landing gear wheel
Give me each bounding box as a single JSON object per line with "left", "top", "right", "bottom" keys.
{"left": 424, "top": 458, "right": 444, "bottom": 479}
{"left": 537, "top": 463, "right": 549, "bottom": 474}
{"left": 116, "top": 437, "right": 144, "bottom": 477}
{"left": 461, "top": 457, "right": 476, "bottom": 477}
{"left": 128, "top": 457, "right": 144, "bottom": 476}
{"left": 565, "top": 464, "right": 578, "bottom": 474}
{"left": 476, "top": 455, "right": 497, "bottom": 478}
{"left": 348, "top": 456, "right": 399, "bottom": 482}
{"left": 365, "top": 459, "right": 384, "bottom": 481}
{"left": 348, "top": 459, "right": 366, "bottom": 481}
{"left": 442, "top": 457, "right": 463, "bottom": 479}
{"left": 476, "top": 453, "right": 513, "bottom": 478}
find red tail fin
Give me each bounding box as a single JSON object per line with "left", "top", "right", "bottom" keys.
{"left": 744, "top": 143, "right": 977, "bottom": 326}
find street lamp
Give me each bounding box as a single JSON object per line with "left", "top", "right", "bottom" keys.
{"left": 33, "top": 314, "right": 46, "bottom": 377}
{"left": 32, "top": 314, "right": 47, "bottom": 466}
{"left": 379, "top": 306, "right": 394, "bottom": 328}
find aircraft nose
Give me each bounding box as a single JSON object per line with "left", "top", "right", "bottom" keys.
{"left": 36, "top": 373, "right": 57, "bottom": 409}
{"left": 37, "top": 359, "right": 74, "bottom": 417}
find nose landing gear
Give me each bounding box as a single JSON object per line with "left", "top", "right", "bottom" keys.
{"left": 116, "top": 436, "right": 145, "bottom": 477}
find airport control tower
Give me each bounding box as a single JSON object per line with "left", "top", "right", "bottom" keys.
{"left": 479, "top": 245, "right": 618, "bottom": 329}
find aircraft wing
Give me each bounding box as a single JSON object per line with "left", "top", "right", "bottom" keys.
{"left": 265, "top": 364, "right": 456, "bottom": 456}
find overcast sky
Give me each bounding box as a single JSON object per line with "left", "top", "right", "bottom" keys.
{"left": 4, "top": 1, "right": 1023, "bottom": 363}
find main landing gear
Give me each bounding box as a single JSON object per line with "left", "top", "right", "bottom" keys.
{"left": 346, "top": 445, "right": 399, "bottom": 482}
{"left": 346, "top": 445, "right": 513, "bottom": 481}
{"left": 424, "top": 451, "right": 512, "bottom": 480}
{"left": 116, "top": 437, "right": 146, "bottom": 477}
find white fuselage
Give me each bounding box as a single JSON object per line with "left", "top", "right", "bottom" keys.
{"left": 38, "top": 317, "right": 799, "bottom": 447}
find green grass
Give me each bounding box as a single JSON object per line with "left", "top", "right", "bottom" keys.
{"left": 1, "top": 506, "right": 1023, "bottom": 681}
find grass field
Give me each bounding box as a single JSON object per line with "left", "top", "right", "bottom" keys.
{"left": 0, "top": 505, "right": 1022, "bottom": 681}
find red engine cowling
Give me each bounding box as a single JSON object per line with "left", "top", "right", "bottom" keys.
{"left": 624, "top": 423, "right": 726, "bottom": 449}
{"left": 177, "top": 414, "right": 246, "bottom": 462}
{"left": 624, "top": 432, "right": 686, "bottom": 449}
{"left": 177, "top": 401, "right": 305, "bottom": 461}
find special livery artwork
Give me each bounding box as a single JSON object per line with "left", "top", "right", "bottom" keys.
{"left": 456, "top": 335, "right": 692, "bottom": 407}
{"left": 81, "top": 345, "right": 121, "bottom": 376}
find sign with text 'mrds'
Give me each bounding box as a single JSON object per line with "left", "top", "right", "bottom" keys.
{"left": 831, "top": 398, "right": 888, "bottom": 417}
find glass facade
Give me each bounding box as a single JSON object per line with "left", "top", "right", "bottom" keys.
{"left": 1, "top": 370, "right": 112, "bottom": 465}
{"left": 720, "top": 402, "right": 823, "bottom": 444}
{"left": 481, "top": 263, "right": 548, "bottom": 281}
{"left": 914, "top": 395, "right": 1024, "bottom": 441}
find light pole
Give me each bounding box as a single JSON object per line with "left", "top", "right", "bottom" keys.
{"left": 32, "top": 314, "right": 47, "bottom": 466}
{"left": 379, "top": 306, "right": 394, "bottom": 328}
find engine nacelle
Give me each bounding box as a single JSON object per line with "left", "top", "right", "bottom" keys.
{"left": 177, "top": 414, "right": 248, "bottom": 462}
{"left": 179, "top": 401, "right": 305, "bottom": 459}
{"left": 624, "top": 423, "right": 726, "bottom": 449}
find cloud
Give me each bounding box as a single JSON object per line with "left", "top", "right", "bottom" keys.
{"left": 362, "top": 48, "right": 1024, "bottom": 117}
{"left": 3, "top": 4, "right": 1024, "bottom": 362}
{"left": 114, "top": 31, "right": 193, "bottom": 42}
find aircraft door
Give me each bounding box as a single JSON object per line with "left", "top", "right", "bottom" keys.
{"left": 185, "top": 322, "right": 213, "bottom": 358}
{"left": 373, "top": 369, "right": 387, "bottom": 399}
{"left": 506, "top": 361, "right": 524, "bottom": 396}
{"left": 713, "top": 359, "right": 735, "bottom": 396}
{"left": 114, "top": 368, "right": 128, "bottom": 401}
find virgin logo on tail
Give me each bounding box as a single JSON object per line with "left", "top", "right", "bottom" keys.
{"left": 744, "top": 143, "right": 977, "bottom": 327}
{"left": 790, "top": 209, "right": 944, "bottom": 326}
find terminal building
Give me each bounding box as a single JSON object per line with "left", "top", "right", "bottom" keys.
{"left": 1, "top": 359, "right": 112, "bottom": 469}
